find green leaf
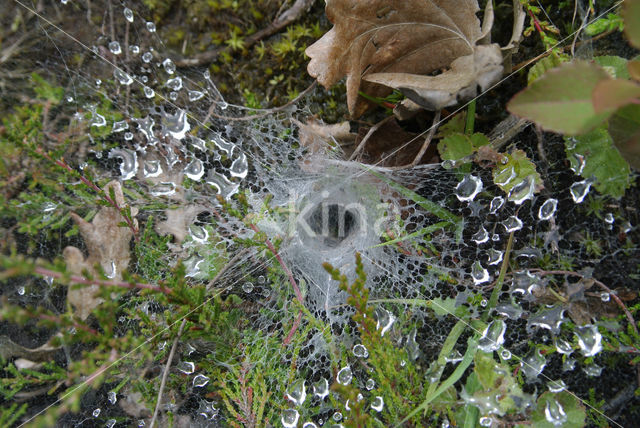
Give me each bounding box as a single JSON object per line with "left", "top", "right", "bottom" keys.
{"left": 437, "top": 133, "right": 489, "bottom": 162}
{"left": 585, "top": 13, "right": 624, "bottom": 37}
{"left": 492, "top": 149, "right": 543, "bottom": 198}
{"left": 564, "top": 126, "right": 631, "bottom": 199}
{"left": 594, "top": 55, "right": 630, "bottom": 79}
{"left": 508, "top": 61, "right": 611, "bottom": 135}
{"left": 608, "top": 104, "right": 640, "bottom": 170}
{"left": 472, "top": 351, "right": 526, "bottom": 416}
{"left": 623, "top": 0, "right": 640, "bottom": 49}
{"left": 528, "top": 54, "right": 569, "bottom": 84}
{"left": 429, "top": 297, "right": 458, "bottom": 317}
{"left": 531, "top": 391, "right": 586, "bottom": 428}
{"left": 31, "top": 73, "right": 63, "bottom": 103}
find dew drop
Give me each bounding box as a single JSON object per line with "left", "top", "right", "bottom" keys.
{"left": 604, "top": 212, "right": 614, "bottom": 224}
{"left": 92, "top": 408, "right": 101, "bottom": 417}
{"left": 112, "top": 120, "right": 128, "bottom": 132}
{"left": 583, "top": 363, "right": 603, "bottom": 376}
{"left": 538, "top": 198, "right": 558, "bottom": 221}
{"left": 502, "top": 215, "right": 523, "bottom": 232}
{"left": 371, "top": 396, "right": 384, "bottom": 412}
{"left": 281, "top": 409, "right": 299, "bottom": 428}
{"left": 17, "top": 286, "right": 25, "bottom": 295}
{"left": 521, "top": 348, "right": 546, "bottom": 379}
{"left": 455, "top": 175, "right": 483, "bottom": 202}
{"left": 123, "top": 7, "right": 134, "bottom": 22}
{"left": 352, "top": 344, "right": 369, "bottom": 358}
{"left": 478, "top": 319, "right": 506, "bottom": 352}
{"left": 302, "top": 423, "right": 318, "bottom": 428}
{"left": 332, "top": 411, "right": 342, "bottom": 422}
{"left": 508, "top": 175, "right": 535, "bottom": 205}
{"left": 106, "top": 419, "right": 116, "bottom": 428}
{"left": 184, "top": 158, "right": 204, "bottom": 181}
{"left": 600, "top": 292, "right": 610, "bottom": 302}
{"left": 487, "top": 248, "right": 503, "bottom": 266}
{"left": 242, "top": 282, "right": 254, "bottom": 293}
{"left": 478, "top": 416, "right": 492, "bottom": 427}
{"left": 575, "top": 324, "right": 602, "bottom": 357}
{"left": 494, "top": 165, "right": 516, "bottom": 186}
{"left": 108, "top": 41, "right": 121, "bottom": 55}
{"left": 313, "top": 378, "right": 329, "bottom": 400}
{"left": 489, "top": 196, "right": 504, "bottom": 214}
{"left": 230, "top": 152, "right": 249, "bottom": 179}
{"left": 500, "top": 349, "right": 512, "bottom": 360}
{"left": 108, "top": 148, "right": 138, "bottom": 180}
{"left": 547, "top": 379, "right": 567, "bottom": 393}
{"left": 129, "top": 44, "right": 140, "bottom": 55}
{"left": 166, "top": 76, "right": 183, "bottom": 91}
{"left": 544, "top": 397, "right": 567, "bottom": 426}
{"left": 150, "top": 182, "right": 176, "bottom": 197}
{"left": 569, "top": 179, "right": 593, "bottom": 203}
{"left": 107, "top": 391, "right": 117, "bottom": 404}
{"left": 143, "top": 160, "right": 162, "bottom": 178}
{"left": 471, "top": 261, "right": 489, "bottom": 285}
{"left": 336, "top": 366, "right": 352, "bottom": 385}
{"left": 176, "top": 361, "right": 195, "bottom": 374}
{"left": 285, "top": 380, "right": 306, "bottom": 406}
{"left": 472, "top": 226, "right": 489, "bottom": 244}
{"left": 146, "top": 21, "right": 156, "bottom": 32}
{"left": 554, "top": 337, "right": 573, "bottom": 355}
{"left": 188, "top": 90, "right": 205, "bottom": 102}
{"left": 193, "top": 374, "right": 210, "bottom": 387}
{"left": 162, "top": 58, "right": 176, "bottom": 74}
{"left": 365, "top": 378, "right": 375, "bottom": 390}
{"left": 114, "top": 68, "right": 133, "bottom": 85}
{"left": 142, "top": 52, "right": 153, "bottom": 63}
{"left": 375, "top": 307, "right": 396, "bottom": 336}
{"left": 143, "top": 86, "right": 155, "bottom": 99}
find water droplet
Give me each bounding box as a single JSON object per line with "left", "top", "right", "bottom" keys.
{"left": 108, "top": 41, "right": 122, "bottom": 55}
{"left": 161, "top": 108, "right": 190, "bottom": 140}
{"left": 332, "top": 411, "right": 343, "bottom": 422}
{"left": 92, "top": 408, "right": 101, "bottom": 417}
{"left": 313, "top": 378, "right": 329, "bottom": 399}
{"left": 500, "top": 349, "right": 512, "bottom": 360}
{"left": 281, "top": 409, "right": 299, "bottom": 428}
{"left": 471, "top": 261, "right": 489, "bottom": 284}
{"left": 124, "top": 132, "right": 134, "bottom": 141}
{"left": 527, "top": 305, "right": 565, "bottom": 334}
{"left": 129, "top": 44, "right": 140, "bottom": 55}
{"left": 138, "top": 420, "right": 146, "bottom": 426}
{"left": 521, "top": 348, "right": 546, "bottom": 380}
{"left": 548, "top": 379, "right": 567, "bottom": 393}
{"left": 508, "top": 176, "right": 535, "bottom": 205}
{"left": 123, "top": 7, "right": 134, "bottom": 22}
{"left": 177, "top": 361, "right": 195, "bottom": 374}
{"left": 95, "top": 78, "right": 102, "bottom": 86}
{"left": 365, "top": 378, "right": 375, "bottom": 390}
{"left": 487, "top": 248, "right": 503, "bottom": 266}
{"left": 353, "top": 344, "right": 369, "bottom": 358}
{"left": 146, "top": 21, "right": 156, "bottom": 32}
{"left": 114, "top": 68, "right": 133, "bottom": 85}
{"left": 489, "top": 196, "right": 504, "bottom": 214}
{"left": 188, "top": 90, "right": 205, "bottom": 102}
{"left": 143, "top": 160, "right": 162, "bottom": 178}
{"left": 230, "top": 152, "right": 248, "bottom": 179}
{"left": 554, "top": 337, "right": 573, "bottom": 355}
{"left": 197, "top": 399, "right": 219, "bottom": 420}
{"left": 375, "top": 307, "right": 396, "bottom": 336}
{"left": 162, "top": 58, "right": 176, "bottom": 74}
{"left": 107, "top": 391, "right": 117, "bottom": 404}
{"left": 302, "top": 423, "right": 318, "bottom": 428}
{"left": 495, "top": 165, "right": 516, "bottom": 187}
{"left": 441, "top": 419, "right": 450, "bottom": 428}
{"left": 108, "top": 148, "right": 138, "bottom": 180}
{"left": 604, "top": 212, "right": 614, "bottom": 224}
{"left": 106, "top": 419, "right": 116, "bottom": 428}
{"left": 150, "top": 182, "right": 176, "bottom": 197}
{"left": 286, "top": 380, "right": 306, "bottom": 406}
{"left": 143, "top": 86, "right": 155, "bottom": 99}
{"left": 570, "top": 153, "right": 585, "bottom": 175}
{"left": 206, "top": 170, "right": 240, "bottom": 199}
{"left": 242, "top": 282, "right": 254, "bottom": 293}
{"left": 142, "top": 52, "right": 153, "bottom": 63}
{"left": 583, "top": 363, "right": 603, "bottom": 376}
{"left": 472, "top": 226, "right": 489, "bottom": 244}
{"left": 562, "top": 358, "right": 576, "bottom": 372}
{"left": 112, "top": 120, "right": 128, "bottom": 132}
{"left": 405, "top": 328, "right": 420, "bottom": 360}
{"left": 371, "top": 396, "right": 384, "bottom": 412}
{"left": 455, "top": 175, "right": 483, "bottom": 202}
{"left": 184, "top": 158, "right": 204, "bottom": 181}
{"left": 193, "top": 374, "right": 210, "bottom": 387}
{"left": 538, "top": 199, "right": 558, "bottom": 221}
{"left": 478, "top": 416, "right": 493, "bottom": 427}
{"left": 478, "top": 319, "right": 506, "bottom": 352}
{"left": 336, "top": 366, "right": 352, "bottom": 385}
{"left": 17, "top": 286, "right": 25, "bottom": 295}
{"left": 600, "top": 292, "right": 610, "bottom": 302}
{"left": 569, "top": 179, "right": 593, "bottom": 203}
{"left": 166, "top": 76, "right": 183, "bottom": 91}
{"left": 502, "top": 215, "right": 523, "bottom": 232}
{"left": 544, "top": 398, "right": 567, "bottom": 426}
{"left": 169, "top": 91, "right": 178, "bottom": 101}
{"left": 575, "top": 324, "right": 602, "bottom": 357}
{"left": 444, "top": 349, "right": 463, "bottom": 363}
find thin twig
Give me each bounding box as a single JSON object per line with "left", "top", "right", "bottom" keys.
{"left": 149, "top": 318, "right": 187, "bottom": 428}
{"left": 348, "top": 115, "right": 394, "bottom": 161}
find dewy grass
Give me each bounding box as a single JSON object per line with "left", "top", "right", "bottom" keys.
{"left": 0, "top": 1, "right": 640, "bottom": 427}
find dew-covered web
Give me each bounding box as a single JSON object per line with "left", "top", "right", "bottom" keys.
{"left": 3, "top": 0, "right": 640, "bottom": 427}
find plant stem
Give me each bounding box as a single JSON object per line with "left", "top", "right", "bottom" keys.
{"left": 483, "top": 231, "right": 514, "bottom": 322}
{"left": 465, "top": 99, "right": 476, "bottom": 134}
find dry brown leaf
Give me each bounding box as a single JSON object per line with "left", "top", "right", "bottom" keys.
{"left": 0, "top": 334, "right": 61, "bottom": 361}
{"left": 306, "top": 0, "right": 492, "bottom": 116}
{"left": 294, "top": 117, "right": 356, "bottom": 154}
{"left": 63, "top": 181, "right": 138, "bottom": 320}
{"left": 363, "top": 44, "right": 503, "bottom": 110}
{"left": 156, "top": 204, "right": 207, "bottom": 244}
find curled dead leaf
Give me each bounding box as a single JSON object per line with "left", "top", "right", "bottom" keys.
{"left": 63, "top": 181, "right": 138, "bottom": 320}
{"left": 306, "top": 0, "right": 491, "bottom": 117}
